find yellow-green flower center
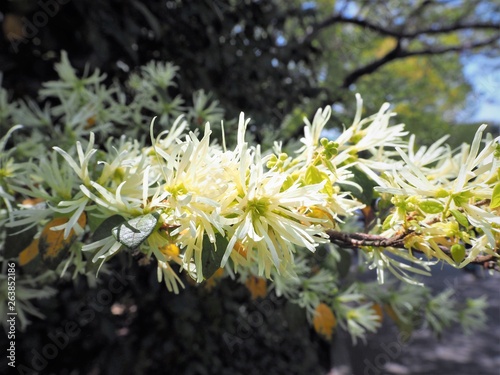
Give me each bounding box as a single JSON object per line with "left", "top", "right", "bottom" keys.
{"left": 247, "top": 197, "right": 270, "bottom": 219}
{"left": 168, "top": 183, "right": 188, "bottom": 197}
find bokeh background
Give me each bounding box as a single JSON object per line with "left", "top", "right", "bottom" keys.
{"left": 1, "top": 1, "right": 499, "bottom": 374}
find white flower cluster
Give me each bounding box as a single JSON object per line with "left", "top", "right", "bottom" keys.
{"left": 373, "top": 122, "right": 500, "bottom": 277}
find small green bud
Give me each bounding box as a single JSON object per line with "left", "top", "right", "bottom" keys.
{"left": 435, "top": 188, "right": 449, "bottom": 198}
{"left": 450, "top": 244, "right": 466, "bottom": 264}
{"left": 266, "top": 154, "right": 278, "bottom": 168}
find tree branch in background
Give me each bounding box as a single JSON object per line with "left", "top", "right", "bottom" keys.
{"left": 301, "top": 14, "right": 499, "bottom": 43}
{"left": 341, "top": 34, "right": 499, "bottom": 88}
{"left": 402, "top": 35, "right": 500, "bottom": 57}
{"left": 341, "top": 40, "right": 402, "bottom": 88}
{"left": 299, "top": 0, "right": 500, "bottom": 94}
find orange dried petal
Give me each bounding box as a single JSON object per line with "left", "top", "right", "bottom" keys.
{"left": 21, "top": 197, "right": 44, "bottom": 206}
{"left": 313, "top": 303, "right": 336, "bottom": 340}
{"left": 39, "top": 217, "right": 76, "bottom": 268}
{"left": 19, "top": 238, "right": 40, "bottom": 266}
{"left": 204, "top": 268, "right": 225, "bottom": 291}
{"left": 77, "top": 212, "right": 87, "bottom": 229}
{"left": 85, "top": 116, "right": 97, "bottom": 129}
{"left": 384, "top": 304, "right": 400, "bottom": 325}
{"left": 372, "top": 303, "right": 384, "bottom": 323}
{"left": 233, "top": 241, "right": 247, "bottom": 259}
{"left": 245, "top": 276, "right": 267, "bottom": 300}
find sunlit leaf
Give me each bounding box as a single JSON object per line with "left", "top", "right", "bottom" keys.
{"left": 419, "top": 200, "right": 444, "bottom": 214}
{"left": 453, "top": 191, "right": 473, "bottom": 206}
{"left": 112, "top": 212, "right": 159, "bottom": 250}
{"left": 490, "top": 182, "right": 500, "bottom": 209}
{"left": 304, "top": 165, "right": 334, "bottom": 196}
{"left": 382, "top": 214, "right": 394, "bottom": 231}
{"left": 450, "top": 209, "right": 469, "bottom": 227}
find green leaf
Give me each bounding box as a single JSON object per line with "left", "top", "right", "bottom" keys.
{"left": 281, "top": 174, "right": 297, "bottom": 192}
{"left": 452, "top": 191, "right": 473, "bottom": 207}
{"left": 112, "top": 212, "right": 159, "bottom": 250}
{"left": 305, "top": 165, "right": 324, "bottom": 185}
{"left": 93, "top": 215, "right": 126, "bottom": 241}
{"left": 490, "top": 182, "right": 500, "bottom": 209}
{"left": 304, "top": 165, "right": 334, "bottom": 197}
{"left": 419, "top": 200, "right": 444, "bottom": 214}
{"left": 337, "top": 167, "right": 376, "bottom": 205}
{"left": 450, "top": 209, "right": 469, "bottom": 227}
{"left": 201, "top": 233, "right": 228, "bottom": 279}
{"left": 382, "top": 214, "right": 394, "bottom": 231}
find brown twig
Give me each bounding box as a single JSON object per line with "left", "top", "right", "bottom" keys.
{"left": 327, "top": 229, "right": 407, "bottom": 248}
{"left": 326, "top": 229, "right": 499, "bottom": 268}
